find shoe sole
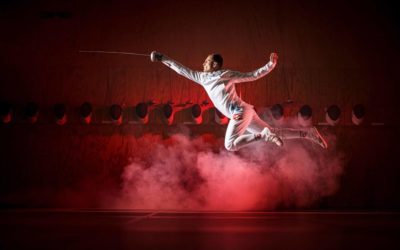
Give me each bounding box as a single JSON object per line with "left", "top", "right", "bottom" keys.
{"left": 313, "top": 127, "right": 328, "bottom": 149}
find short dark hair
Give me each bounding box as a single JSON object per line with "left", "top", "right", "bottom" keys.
{"left": 212, "top": 54, "right": 223, "bottom": 67}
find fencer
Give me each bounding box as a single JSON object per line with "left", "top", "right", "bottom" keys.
{"left": 151, "top": 51, "right": 328, "bottom": 151}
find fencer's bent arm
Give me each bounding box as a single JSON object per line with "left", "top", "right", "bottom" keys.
{"left": 230, "top": 61, "right": 276, "bottom": 84}
{"left": 161, "top": 56, "right": 203, "bottom": 84}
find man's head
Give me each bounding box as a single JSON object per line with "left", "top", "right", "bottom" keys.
{"left": 203, "top": 54, "right": 223, "bottom": 72}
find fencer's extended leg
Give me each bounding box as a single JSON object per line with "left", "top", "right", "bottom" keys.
{"left": 272, "top": 127, "right": 328, "bottom": 149}
{"left": 247, "top": 113, "right": 328, "bottom": 149}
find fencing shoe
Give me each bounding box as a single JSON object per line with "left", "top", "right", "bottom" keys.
{"left": 305, "top": 127, "right": 328, "bottom": 149}
{"left": 261, "top": 127, "right": 283, "bottom": 147}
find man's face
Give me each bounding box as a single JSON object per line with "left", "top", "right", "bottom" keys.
{"left": 203, "top": 55, "right": 216, "bottom": 72}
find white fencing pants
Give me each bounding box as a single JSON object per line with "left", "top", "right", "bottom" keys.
{"left": 224, "top": 105, "right": 311, "bottom": 151}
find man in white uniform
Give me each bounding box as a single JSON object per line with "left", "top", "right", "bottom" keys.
{"left": 151, "top": 51, "right": 327, "bottom": 151}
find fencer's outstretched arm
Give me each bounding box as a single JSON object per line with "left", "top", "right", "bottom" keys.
{"left": 150, "top": 51, "right": 202, "bottom": 84}
{"left": 230, "top": 52, "right": 278, "bottom": 84}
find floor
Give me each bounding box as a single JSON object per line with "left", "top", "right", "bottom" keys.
{"left": 0, "top": 210, "right": 399, "bottom": 250}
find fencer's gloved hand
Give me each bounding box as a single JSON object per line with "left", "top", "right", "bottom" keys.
{"left": 150, "top": 51, "right": 164, "bottom": 62}
{"left": 269, "top": 52, "right": 278, "bottom": 65}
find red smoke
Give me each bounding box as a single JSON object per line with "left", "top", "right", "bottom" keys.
{"left": 111, "top": 132, "right": 344, "bottom": 210}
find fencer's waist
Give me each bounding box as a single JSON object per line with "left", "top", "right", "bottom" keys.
{"left": 214, "top": 100, "right": 252, "bottom": 119}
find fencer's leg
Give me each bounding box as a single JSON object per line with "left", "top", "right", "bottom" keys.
{"left": 246, "top": 112, "right": 283, "bottom": 146}
{"left": 246, "top": 114, "right": 327, "bottom": 148}
{"left": 271, "top": 128, "right": 304, "bottom": 139}
{"left": 227, "top": 132, "right": 264, "bottom": 151}
{"left": 224, "top": 106, "right": 281, "bottom": 151}
{"left": 224, "top": 106, "right": 253, "bottom": 151}
{"left": 272, "top": 127, "right": 328, "bottom": 148}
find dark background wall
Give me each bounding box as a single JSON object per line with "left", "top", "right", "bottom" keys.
{"left": 0, "top": 0, "right": 399, "bottom": 209}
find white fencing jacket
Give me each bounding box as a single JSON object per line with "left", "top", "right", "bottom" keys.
{"left": 162, "top": 56, "right": 276, "bottom": 119}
